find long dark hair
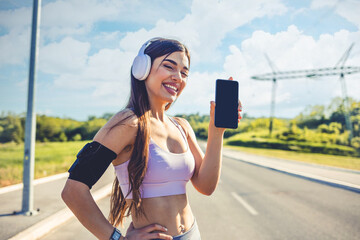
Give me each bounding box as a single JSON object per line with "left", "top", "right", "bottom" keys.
{"left": 108, "top": 38, "right": 191, "bottom": 227}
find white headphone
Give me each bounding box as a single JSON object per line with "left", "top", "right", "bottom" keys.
{"left": 131, "top": 38, "right": 160, "bottom": 81}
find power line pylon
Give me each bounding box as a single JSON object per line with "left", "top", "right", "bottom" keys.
{"left": 251, "top": 44, "right": 360, "bottom": 144}
{"left": 336, "top": 43, "right": 355, "bottom": 143}
{"left": 264, "top": 53, "right": 279, "bottom": 137}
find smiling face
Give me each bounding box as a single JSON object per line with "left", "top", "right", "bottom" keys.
{"left": 145, "top": 51, "right": 189, "bottom": 105}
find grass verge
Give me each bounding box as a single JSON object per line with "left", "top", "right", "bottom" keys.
{"left": 0, "top": 141, "right": 88, "bottom": 187}
{"left": 224, "top": 144, "right": 360, "bottom": 171}
{"left": 2, "top": 140, "right": 359, "bottom": 188}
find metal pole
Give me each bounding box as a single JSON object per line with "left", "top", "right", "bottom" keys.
{"left": 269, "top": 78, "right": 277, "bottom": 136}
{"left": 339, "top": 73, "right": 354, "bottom": 144}
{"left": 22, "top": 0, "right": 41, "bottom": 216}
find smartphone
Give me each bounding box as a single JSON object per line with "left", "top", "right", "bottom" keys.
{"left": 215, "top": 79, "right": 239, "bottom": 129}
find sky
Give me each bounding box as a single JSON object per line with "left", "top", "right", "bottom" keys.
{"left": 0, "top": 0, "right": 359, "bottom": 121}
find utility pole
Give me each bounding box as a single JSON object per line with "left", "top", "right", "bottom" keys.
{"left": 264, "top": 53, "right": 279, "bottom": 137}
{"left": 269, "top": 77, "right": 276, "bottom": 136}
{"left": 251, "top": 44, "right": 359, "bottom": 144}
{"left": 22, "top": 0, "right": 42, "bottom": 216}
{"left": 335, "top": 43, "right": 355, "bottom": 144}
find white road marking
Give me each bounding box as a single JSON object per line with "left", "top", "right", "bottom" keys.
{"left": 8, "top": 183, "right": 113, "bottom": 240}
{"left": 231, "top": 192, "right": 259, "bottom": 216}
{"left": 0, "top": 172, "right": 68, "bottom": 195}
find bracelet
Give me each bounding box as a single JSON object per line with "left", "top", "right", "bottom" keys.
{"left": 109, "top": 227, "right": 122, "bottom": 240}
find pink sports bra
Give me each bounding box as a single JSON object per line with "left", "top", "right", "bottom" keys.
{"left": 114, "top": 117, "right": 195, "bottom": 199}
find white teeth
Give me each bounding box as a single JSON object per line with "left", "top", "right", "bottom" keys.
{"left": 164, "top": 84, "right": 178, "bottom": 92}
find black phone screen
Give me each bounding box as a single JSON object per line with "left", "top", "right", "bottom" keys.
{"left": 215, "top": 79, "right": 239, "bottom": 129}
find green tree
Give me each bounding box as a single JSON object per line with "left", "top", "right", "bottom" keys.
{"left": 328, "top": 122, "right": 341, "bottom": 134}
{"left": 296, "top": 104, "right": 326, "bottom": 129}
{"left": 58, "top": 132, "right": 67, "bottom": 142}
{"left": 36, "top": 115, "right": 62, "bottom": 141}
{"left": 79, "top": 118, "right": 107, "bottom": 140}
{"left": 101, "top": 113, "right": 114, "bottom": 121}
{"left": 88, "top": 115, "right": 97, "bottom": 121}
{"left": 0, "top": 113, "right": 24, "bottom": 143}
{"left": 71, "top": 133, "right": 82, "bottom": 141}
{"left": 317, "top": 124, "right": 329, "bottom": 133}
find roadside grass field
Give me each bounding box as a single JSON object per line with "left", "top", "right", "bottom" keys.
{"left": 224, "top": 144, "right": 360, "bottom": 171}
{"left": 0, "top": 141, "right": 88, "bottom": 187}
{"left": 1, "top": 140, "right": 359, "bottom": 188}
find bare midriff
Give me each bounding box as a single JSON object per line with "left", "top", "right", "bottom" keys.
{"left": 126, "top": 194, "right": 194, "bottom": 236}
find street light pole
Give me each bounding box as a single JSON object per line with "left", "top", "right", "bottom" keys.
{"left": 22, "top": 0, "right": 42, "bottom": 216}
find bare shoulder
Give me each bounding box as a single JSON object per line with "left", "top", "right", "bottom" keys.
{"left": 93, "top": 108, "right": 138, "bottom": 154}
{"left": 173, "top": 116, "right": 204, "bottom": 158}
{"left": 172, "top": 117, "right": 194, "bottom": 139}
{"left": 106, "top": 108, "right": 138, "bottom": 128}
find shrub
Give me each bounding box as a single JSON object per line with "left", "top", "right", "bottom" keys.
{"left": 58, "top": 132, "right": 67, "bottom": 142}
{"left": 351, "top": 137, "right": 360, "bottom": 149}
{"left": 226, "top": 135, "right": 359, "bottom": 157}
{"left": 193, "top": 126, "right": 208, "bottom": 139}
{"left": 71, "top": 133, "right": 82, "bottom": 141}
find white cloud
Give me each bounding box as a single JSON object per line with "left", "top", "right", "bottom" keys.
{"left": 311, "top": 0, "right": 360, "bottom": 28}
{"left": 235, "top": 25, "right": 360, "bottom": 71}
{"left": 40, "top": 0, "right": 120, "bottom": 39}
{"left": 0, "top": 0, "right": 191, "bottom": 39}
{"left": 42, "top": 16, "right": 360, "bottom": 118}
{"left": 0, "top": 7, "right": 31, "bottom": 30}
{"left": 219, "top": 25, "right": 360, "bottom": 117}
{"left": 0, "top": 0, "right": 121, "bottom": 35}
{"left": 0, "top": 0, "right": 190, "bottom": 66}
{"left": 169, "top": 24, "right": 360, "bottom": 117}
{"left": 95, "top": 31, "right": 122, "bottom": 42}
{"left": 39, "top": 37, "right": 90, "bottom": 75}
{"left": 2, "top": 0, "right": 359, "bottom": 119}
{"left": 224, "top": 45, "right": 251, "bottom": 79}
{"left": 0, "top": 28, "right": 30, "bottom": 65}
{"left": 51, "top": 47, "right": 134, "bottom": 108}
{"left": 34, "top": 0, "right": 288, "bottom": 115}
{"left": 1, "top": 0, "right": 288, "bottom": 70}
{"left": 84, "top": 48, "right": 133, "bottom": 82}
{"left": 118, "top": 0, "right": 288, "bottom": 65}
{"left": 311, "top": 0, "right": 338, "bottom": 8}
{"left": 15, "top": 78, "right": 28, "bottom": 89}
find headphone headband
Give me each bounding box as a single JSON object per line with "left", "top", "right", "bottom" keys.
{"left": 132, "top": 37, "right": 161, "bottom": 81}
{"left": 138, "top": 37, "right": 161, "bottom": 55}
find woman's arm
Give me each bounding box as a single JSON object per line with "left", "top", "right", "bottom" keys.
{"left": 193, "top": 118, "right": 225, "bottom": 196}
{"left": 62, "top": 179, "right": 116, "bottom": 239}
{"left": 62, "top": 110, "right": 132, "bottom": 239}
{"left": 177, "top": 112, "right": 225, "bottom": 196}
{"left": 62, "top": 181, "right": 172, "bottom": 240}
{"left": 178, "top": 79, "right": 242, "bottom": 195}
{"left": 62, "top": 109, "right": 173, "bottom": 240}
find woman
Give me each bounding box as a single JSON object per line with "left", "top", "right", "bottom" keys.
{"left": 62, "top": 37, "right": 242, "bottom": 240}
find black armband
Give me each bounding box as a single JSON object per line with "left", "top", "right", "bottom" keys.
{"left": 68, "top": 141, "right": 117, "bottom": 189}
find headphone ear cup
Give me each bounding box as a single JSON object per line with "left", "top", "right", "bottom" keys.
{"left": 132, "top": 54, "right": 151, "bottom": 81}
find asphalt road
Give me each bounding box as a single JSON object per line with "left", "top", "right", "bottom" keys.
{"left": 40, "top": 155, "right": 360, "bottom": 240}
{"left": 0, "top": 167, "right": 114, "bottom": 240}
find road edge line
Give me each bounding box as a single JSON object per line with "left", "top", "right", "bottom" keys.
{"left": 0, "top": 172, "right": 69, "bottom": 195}
{"left": 8, "top": 183, "right": 113, "bottom": 240}
{"left": 224, "top": 153, "right": 360, "bottom": 194}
